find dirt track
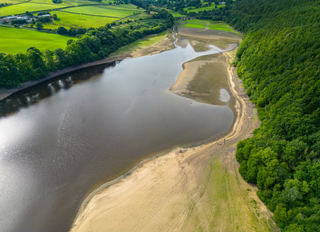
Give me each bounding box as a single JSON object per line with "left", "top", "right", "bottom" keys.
{"left": 69, "top": 34, "right": 279, "bottom": 231}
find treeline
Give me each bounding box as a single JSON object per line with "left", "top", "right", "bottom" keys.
{"left": 0, "top": 10, "right": 174, "bottom": 88}
{"left": 190, "top": 1, "right": 233, "bottom": 19}
{"left": 220, "top": 0, "right": 320, "bottom": 231}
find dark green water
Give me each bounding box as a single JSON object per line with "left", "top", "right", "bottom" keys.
{"left": 0, "top": 41, "right": 234, "bottom": 232}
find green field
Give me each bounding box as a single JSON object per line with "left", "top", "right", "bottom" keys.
{"left": 61, "top": 5, "right": 143, "bottom": 18}
{"left": 0, "top": 2, "right": 65, "bottom": 17}
{"left": 186, "top": 4, "right": 225, "bottom": 13}
{"left": 99, "top": 4, "right": 141, "bottom": 10}
{"left": 0, "top": 0, "right": 114, "bottom": 17}
{"left": 183, "top": 20, "right": 239, "bottom": 34}
{"left": 208, "top": 23, "right": 238, "bottom": 33}
{"left": 44, "top": 11, "right": 117, "bottom": 29}
{"left": 0, "top": 26, "right": 72, "bottom": 54}
{"left": 168, "top": 10, "right": 183, "bottom": 17}
{"left": 0, "top": 0, "right": 24, "bottom": 3}
{"left": 183, "top": 19, "right": 208, "bottom": 28}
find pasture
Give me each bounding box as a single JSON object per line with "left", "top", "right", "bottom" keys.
{"left": 44, "top": 11, "right": 117, "bottom": 29}
{"left": 0, "top": 0, "right": 114, "bottom": 17}
{"left": 31, "top": 0, "right": 110, "bottom": 6}
{"left": 61, "top": 5, "right": 143, "bottom": 18}
{"left": 209, "top": 23, "right": 238, "bottom": 33}
{"left": 0, "top": 26, "right": 72, "bottom": 54}
{"left": 183, "top": 19, "right": 208, "bottom": 29}
{"left": 186, "top": 4, "right": 225, "bottom": 13}
{"left": 0, "top": 0, "right": 25, "bottom": 3}
{"left": 0, "top": 2, "right": 65, "bottom": 17}
{"left": 183, "top": 20, "right": 240, "bottom": 34}
{"left": 168, "top": 10, "right": 183, "bottom": 17}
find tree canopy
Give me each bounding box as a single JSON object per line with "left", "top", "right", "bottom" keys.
{"left": 223, "top": 0, "right": 320, "bottom": 231}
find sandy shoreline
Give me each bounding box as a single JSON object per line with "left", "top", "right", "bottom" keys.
{"left": 69, "top": 42, "right": 279, "bottom": 231}
{"left": 0, "top": 35, "right": 174, "bottom": 102}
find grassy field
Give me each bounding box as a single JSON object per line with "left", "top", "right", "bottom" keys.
{"left": 170, "top": 11, "right": 183, "bottom": 17}
{"left": 185, "top": 4, "right": 225, "bottom": 13}
{"left": 33, "top": 0, "right": 112, "bottom": 5}
{"left": 0, "top": 26, "right": 72, "bottom": 54}
{"left": 99, "top": 4, "right": 141, "bottom": 10}
{"left": 0, "top": 0, "right": 24, "bottom": 3}
{"left": 183, "top": 19, "right": 208, "bottom": 28}
{"left": 44, "top": 11, "right": 117, "bottom": 29}
{"left": 61, "top": 5, "right": 143, "bottom": 18}
{"left": 0, "top": 0, "right": 26, "bottom": 3}
{"left": 183, "top": 20, "right": 240, "bottom": 34}
{"left": 0, "top": 2, "right": 65, "bottom": 17}
{"left": 0, "top": 0, "right": 115, "bottom": 17}
{"left": 209, "top": 23, "right": 238, "bottom": 33}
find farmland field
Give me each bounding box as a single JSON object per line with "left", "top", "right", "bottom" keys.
{"left": 99, "top": 4, "right": 141, "bottom": 10}
{"left": 183, "top": 20, "right": 240, "bottom": 34}
{"left": 31, "top": 0, "right": 110, "bottom": 6}
{"left": 43, "top": 11, "right": 117, "bottom": 29}
{"left": 0, "top": 2, "right": 65, "bottom": 17}
{"left": 0, "top": 26, "right": 72, "bottom": 54}
{"left": 0, "top": 0, "right": 114, "bottom": 17}
{"left": 186, "top": 4, "right": 225, "bottom": 13}
{"left": 183, "top": 19, "right": 208, "bottom": 29}
{"left": 0, "top": 0, "right": 24, "bottom": 3}
{"left": 209, "top": 23, "right": 238, "bottom": 33}
{"left": 167, "top": 10, "right": 183, "bottom": 17}
{"left": 61, "top": 5, "right": 143, "bottom": 18}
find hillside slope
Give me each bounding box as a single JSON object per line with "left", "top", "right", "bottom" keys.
{"left": 227, "top": 0, "right": 320, "bottom": 231}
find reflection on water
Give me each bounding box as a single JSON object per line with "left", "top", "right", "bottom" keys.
{"left": 0, "top": 63, "right": 115, "bottom": 117}
{"left": 0, "top": 42, "right": 234, "bottom": 232}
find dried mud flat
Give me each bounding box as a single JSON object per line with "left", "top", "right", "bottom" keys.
{"left": 69, "top": 31, "right": 279, "bottom": 232}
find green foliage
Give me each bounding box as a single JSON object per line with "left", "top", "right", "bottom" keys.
{"left": 0, "top": 10, "right": 174, "bottom": 88}
{"left": 35, "top": 21, "right": 44, "bottom": 30}
{"left": 57, "top": 26, "right": 68, "bottom": 35}
{"left": 228, "top": 0, "right": 320, "bottom": 231}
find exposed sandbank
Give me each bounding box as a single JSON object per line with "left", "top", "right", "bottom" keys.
{"left": 69, "top": 40, "right": 279, "bottom": 231}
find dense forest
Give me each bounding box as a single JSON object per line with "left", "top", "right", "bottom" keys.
{"left": 0, "top": 10, "right": 173, "bottom": 88}
{"left": 221, "top": 0, "right": 320, "bottom": 231}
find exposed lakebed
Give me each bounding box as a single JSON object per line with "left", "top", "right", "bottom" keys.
{"left": 0, "top": 35, "right": 236, "bottom": 232}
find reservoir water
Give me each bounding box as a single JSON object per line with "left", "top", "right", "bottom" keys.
{"left": 0, "top": 41, "right": 234, "bottom": 232}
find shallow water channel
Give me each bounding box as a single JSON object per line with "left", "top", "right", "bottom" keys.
{"left": 0, "top": 40, "right": 234, "bottom": 232}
